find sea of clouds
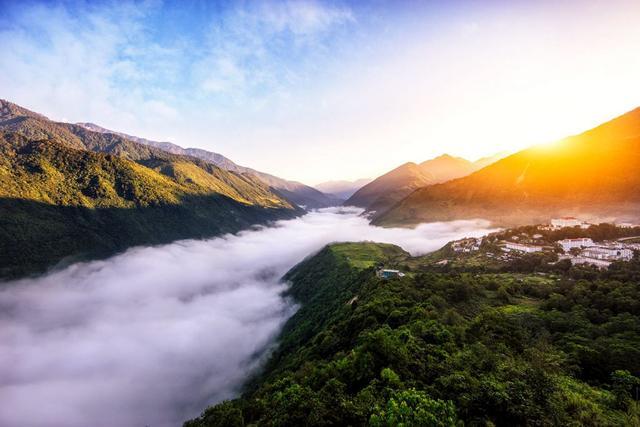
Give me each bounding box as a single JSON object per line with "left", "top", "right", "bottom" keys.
{"left": 0, "top": 207, "right": 494, "bottom": 427}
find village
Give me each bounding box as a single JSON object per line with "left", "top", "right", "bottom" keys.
{"left": 448, "top": 216, "right": 640, "bottom": 269}
{"left": 374, "top": 217, "right": 640, "bottom": 279}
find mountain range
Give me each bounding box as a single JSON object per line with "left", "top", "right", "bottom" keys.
{"left": 374, "top": 107, "right": 640, "bottom": 227}
{"left": 314, "top": 178, "right": 372, "bottom": 200}
{"left": 76, "top": 122, "right": 340, "bottom": 209}
{"left": 345, "top": 153, "right": 505, "bottom": 214}
{"left": 0, "top": 99, "right": 304, "bottom": 278}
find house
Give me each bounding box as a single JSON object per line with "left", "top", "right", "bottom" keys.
{"left": 376, "top": 269, "right": 405, "bottom": 279}
{"left": 551, "top": 217, "right": 590, "bottom": 229}
{"left": 582, "top": 246, "right": 633, "bottom": 261}
{"left": 571, "top": 257, "right": 612, "bottom": 269}
{"left": 558, "top": 238, "right": 594, "bottom": 253}
{"left": 551, "top": 217, "right": 581, "bottom": 228}
{"left": 502, "top": 242, "right": 544, "bottom": 253}
{"left": 451, "top": 237, "right": 482, "bottom": 253}
{"left": 618, "top": 223, "right": 639, "bottom": 229}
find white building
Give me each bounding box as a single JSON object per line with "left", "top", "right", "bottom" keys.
{"left": 502, "top": 242, "right": 544, "bottom": 253}
{"left": 618, "top": 223, "right": 639, "bottom": 229}
{"left": 551, "top": 217, "right": 591, "bottom": 229}
{"left": 451, "top": 238, "right": 481, "bottom": 253}
{"left": 571, "top": 257, "right": 612, "bottom": 269}
{"left": 558, "top": 238, "right": 594, "bottom": 253}
{"left": 582, "top": 246, "right": 633, "bottom": 261}
{"left": 551, "top": 217, "right": 582, "bottom": 228}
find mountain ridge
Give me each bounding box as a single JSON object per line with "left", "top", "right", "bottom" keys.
{"left": 314, "top": 178, "right": 372, "bottom": 200}
{"left": 345, "top": 153, "right": 504, "bottom": 214}
{"left": 374, "top": 106, "right": 640, "bottom": 227}
{"left": 76, "top": 122, "right": 340, "bottom": 208}
{"left": 0, "top": 99, "right": 301, "bottom": 278}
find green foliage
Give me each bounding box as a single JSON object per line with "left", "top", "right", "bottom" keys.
{"left": 188, "top": 242, "right": 640, "bottom": 426}
{"left": 0, "top": 128, "right": 299, "bottom": 279}
{"left": 611, "top": 370, "right": 640, "bottom": 409}
{"left": 369, "top": 389, "right": 457, "bottom": 427}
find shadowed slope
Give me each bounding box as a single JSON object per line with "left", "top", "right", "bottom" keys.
{"left": 0, "top": 107, "right": 301, "bottom": 278}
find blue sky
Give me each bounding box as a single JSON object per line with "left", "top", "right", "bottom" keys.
{"left": 2, "top": 0, "right": 640, "bottom": 184}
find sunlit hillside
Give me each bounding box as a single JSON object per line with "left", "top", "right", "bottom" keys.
{"left": 375, "top": 107, "right": 640, "bottom": 227}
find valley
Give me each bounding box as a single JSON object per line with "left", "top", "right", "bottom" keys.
{"left": 0, "top": 208, "right": 496, "bottom": 427}
{"left": 4, "top": 2, "right": 640, "bottom": 426}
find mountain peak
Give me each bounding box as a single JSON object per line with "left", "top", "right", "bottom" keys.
{"left": 374, "top": 105, "right": 640, "bottom": 227}
{"left": 0, "top": 99, "right": 49, "bottom": 121}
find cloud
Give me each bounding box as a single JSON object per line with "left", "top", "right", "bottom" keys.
{"left": 195, "top": 0, "right": 354, "bottom": 97}
{"left": 0, "top": 1, "right": 182, "bottom": 132}
{"left": 0, "top": 208, "right": 495, "bottom": 427}
{"left": 257, "top": 0, "right": 354, "bottom": 36}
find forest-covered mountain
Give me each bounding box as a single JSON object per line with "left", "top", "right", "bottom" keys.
{"left": 374, "top": 108, "right": 640, "bottom": 227}
{"left": 77, "top": 122, "right": 340, "bottom": 208}
{"left": 0, "top": 99, "right": 301, "bottom": 279}
{"left": 187, "top": 240, "right": 640, "bottom": 426}
{"left": 345, "top": 154, "right": 502, "bottom": 214}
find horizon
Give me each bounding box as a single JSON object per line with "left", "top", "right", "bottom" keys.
{"left": 2, "top": 0, "right": 640, "bottom": 184}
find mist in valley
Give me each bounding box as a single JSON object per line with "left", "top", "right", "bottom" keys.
{"left": 0, "top": 208, "right": 495, "bottom": 427}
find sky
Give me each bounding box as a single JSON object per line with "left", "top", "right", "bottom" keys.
{"left": 0, "top": 207, "right": 494, "bottom": 427}
{"left": 1, "top": 0, "right": 640, "bottom": 184}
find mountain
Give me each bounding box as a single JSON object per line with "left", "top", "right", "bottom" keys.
{"left": 0, "top": 99, "right": 301, "bottom": 278}
{"left": 345, "top": 154, "right": 501, "bottom": 213}
{"left": 77, "top": 122, "right": 340, "bottom": 208}
{"left": 314, "top": 178, "right": 372, "bottom": 200}
{"left": 374, "top": 107, "right": 640, "bottom": 227}
{"left": 187, "top": 241, "right": 640, "bottom": 426}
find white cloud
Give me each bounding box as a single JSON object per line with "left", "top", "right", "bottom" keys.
{"left": 0, "top": 208, "right": 495, "bottom": 427}
{"left": 195, "top": 0, "right": 354, "bottom": 97}
{"left": 258, "top": 0, "right": 354, "bottom": 36}
{"left": 0, "top": 1, "right": 181, "bottom": 134}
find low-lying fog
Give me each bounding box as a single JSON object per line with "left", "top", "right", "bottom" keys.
{"left": 0, "top": 207, "right": 494, "bottom": 427}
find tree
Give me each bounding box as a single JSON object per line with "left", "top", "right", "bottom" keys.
{"left": 370, "top": 389, "right": 458, "bottom": 427}
{"left": 611, "top": 370, "right": 640, "bottom": 409}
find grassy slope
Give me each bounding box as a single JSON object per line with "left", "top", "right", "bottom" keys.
{"left": 187, "top": 241, "right": 640, "bottom": 426}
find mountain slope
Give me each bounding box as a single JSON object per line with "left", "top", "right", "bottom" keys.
{"left": 345, "top": 162, "right": 435, "bottom": 212}
{"left": 187, "top": 241, "right": 640, "bottom": 426}
{"left": 77, "top": 122, "right": 340, "bottom": 208}
{"left": 345, "top": 154, "right": 499, "bottom": 213}
{"left": 0, "top": 100, "right": 300, "bottom": 278}
{"left": 314, "top": 178, "right": 372, "bottom": 200}
{"left": 374, "top": 107, "right": 640, "bottom": 227}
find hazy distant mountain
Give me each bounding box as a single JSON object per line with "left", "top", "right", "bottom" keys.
{"left": 0, "top": 99, "right": 301, "bottom": 278}
{"left": 374, "top": 107, "right": 640, "bottom": 227}
{"left": 77, "top": 122, "right": 340, "bottom": 209}
{"left": 345, "top": 154, "right": 503, "bottom": 214}
{"left": 314, "top": 178, "right": 372, "bottom": 200}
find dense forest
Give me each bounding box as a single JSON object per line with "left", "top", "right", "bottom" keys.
{"left": 187, "top": 242, "right": 640, "bottom": 426}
